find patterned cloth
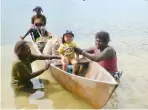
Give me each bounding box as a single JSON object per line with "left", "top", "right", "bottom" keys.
{"left": 58, "top": 42, "right": 77, "bottom": 60}
{"left": 111, "top": 71, "right": 123, "bottom": 80}
{"left": 31, "top": 25, "right": 47, "bottom": 37}
{"left": 36, "top": 42, "right": 46, "bottom": 52}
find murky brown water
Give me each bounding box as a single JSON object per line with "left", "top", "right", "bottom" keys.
{"left": 1, "top": 0, "right": 148, "bottom": 108}
{"left": 1, "top": 41, "right": 148, "bottom": 109}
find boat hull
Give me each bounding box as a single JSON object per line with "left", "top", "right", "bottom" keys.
{"left": 30, "top": 37, "right": 118, "bottom": 108}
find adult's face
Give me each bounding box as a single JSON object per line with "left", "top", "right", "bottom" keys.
{"left": 36, "top": 9, "right": 41, "bottom": 15}
{"left": 95, "top": 37, "right": 108, "bottom": 49}
{"left": 21, "top": 44, "right": 31, "bottom": 57}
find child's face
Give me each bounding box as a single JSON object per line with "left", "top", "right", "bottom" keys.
{"left": 64, "top": 34, "right": 73, "bottom": 43}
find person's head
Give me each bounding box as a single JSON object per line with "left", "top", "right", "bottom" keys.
{"left": 62, "top": 30, "right": 74, "bottom": 44}
{"left": 14, "top": 41, "right": 31, "bottom": 58}
{"left": 33, "top": 6, "right": 43, "bottom": 15}
{"left": 95, "top": 31, "right": 110, "bottom": 49}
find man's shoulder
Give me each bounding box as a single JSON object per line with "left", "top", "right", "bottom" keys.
{"left": 105, "top": 46, "right": 115, "bottom": 51}
{"left": 104, "top": 46, "right": 116, "bottom": 57}
{"left": 12, "top": 60, "right": 23, "bottom": 68}
{"left": 32, "top": 15, "right": 36, "bottom": 19}
{"left": 41, "top": 14, "right": 46, "bottom": 18}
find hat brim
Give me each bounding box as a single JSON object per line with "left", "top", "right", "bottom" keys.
{"left": 63, "top": 33, "right": 74, "bottom": 37}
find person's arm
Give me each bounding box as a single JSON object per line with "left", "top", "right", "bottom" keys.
{"left": 57, "top": 44, "right": 64, "bottom": 56}
{"left": 31, "top": 54, "right": 61, "bottom": 61}
{"left": 76, "top": 53, "right": 79, "bottom": 59}
{"left": 59, "top": 54, "right": 67, "bottom": 64}
{"left": 74, "top": 43, "right": 79, "bottom": 59}
{"left": 30, "top": 65, "right": 48, "bottom": 79}
{"left": 20, "top": 28, "right": 33, "bottom": 40}
{"left": 57, "top": 45, "right": 66, "bottom": 62}
{"left": 31, "top": 16, "right": 34, "bottom": 24}
{"left": 74, "top": 47, "right": 94, "bottom": 55}
{"left": 59, "top": 54, "right": 65, "bottom": 60}
{"left": 43, "top": 15, "right": 46, "bottom": 26}
{"left": 16, "top": 62, "right": 49, "bottom": 80}
{"left": 82, "top": 47, "right": 114, "bottom": 62}
{"left": 83, "top": 47, "right": 95, "bottom": 53}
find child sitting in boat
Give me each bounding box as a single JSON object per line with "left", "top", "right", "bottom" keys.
{"left": 58, "top": 30, "right": 79, "bottom": 74}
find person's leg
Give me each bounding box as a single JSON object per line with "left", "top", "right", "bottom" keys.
{"left": 61, "top": 58, "right": 69, "bottom": 71}
{"left": 71, "top": 58, "right": 78, "bottom": 74}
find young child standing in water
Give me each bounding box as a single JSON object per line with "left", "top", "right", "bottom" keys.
{"left": 58, "top": 30, "right": 79, "bottom": 74}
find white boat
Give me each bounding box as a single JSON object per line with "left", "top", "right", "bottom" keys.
{"left": 30, "top": 36, "right": 118, "bottom": 108}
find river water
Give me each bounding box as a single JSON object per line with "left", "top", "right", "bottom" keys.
{"left": 1, "top": 0, "right": 148, "bottom": 109}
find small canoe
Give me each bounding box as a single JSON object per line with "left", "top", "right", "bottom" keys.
{"left": 30, "top": 36, "right": 118, "bottom": 108}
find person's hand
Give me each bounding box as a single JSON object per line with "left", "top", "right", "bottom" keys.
{"left": 79, "top": 55, "right": 85, "bottom": 59}
{"left": 20, "top": 36, "right": 24, "bottom": 40}
{"left": 74, "top": 47, "right": 83, "bottom": 54}
{"left": 62, "top": 57, "right": 67, "bottom": 63}
{"left": 44, "top": 63, "right": 50, "bottom": 70}
{"left": 76, "top": 58, "right": 80, "bottom": 61}
{"left": 48, "top": 32, "right": 52, "bottom": 36}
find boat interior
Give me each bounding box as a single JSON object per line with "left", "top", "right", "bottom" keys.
{"left": 30, "top": 36, "right": 117, "bottom": 84}
{"left": 50, "top": 58, "right": 117, "bottom": 84}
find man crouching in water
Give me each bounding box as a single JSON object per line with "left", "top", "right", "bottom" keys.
{"left": 11, "top": 40, "right": 60, "bottom": 91}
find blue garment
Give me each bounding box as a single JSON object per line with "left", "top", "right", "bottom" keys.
{"left": 67, "top": 65, "right": 73, "bottom": 74}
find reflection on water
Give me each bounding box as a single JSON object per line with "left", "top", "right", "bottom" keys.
{"left": 12, "top": 76, "right": 119, "bottom": 109}
{"left": 13, "top": 88, "right": 38, "bottom": 109}
{"left": 104, "top": 92, "right": 118, "bottom": 109}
